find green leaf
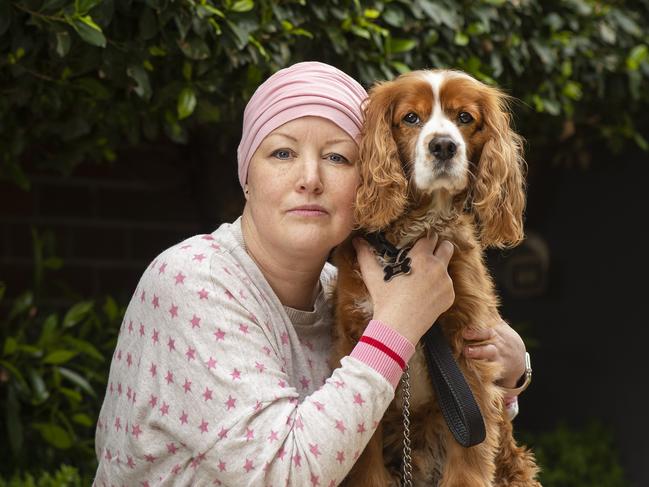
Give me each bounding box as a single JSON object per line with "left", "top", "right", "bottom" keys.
{"left": 0, "top": 281, "right": 5, "bottom": 301}
{"left": 178, "top": 37, "right": 211, "bottom": 60}
{"left": 72, "top": 413, "right": 94, "bottom": 427}
{"left": 390, "top": 61, "right": 411, "bottom": 74}
{"left": 76, "top": 77, "right": 110, "bottom": 100}
{"left": 33, "top": 423, "right": 73, "bottom": 449}
{"left": 0, "top": 360, "right": 27, "bottom": 389}
{"left": 563, "top": 81, "right": 583, "bottom": 101}
{"left": 454, "top": 32, "right": 469, "bottom": 46}
{"left": 177, "top": 87, "right": 197, "bottom": 120}
{"left": 43, "top": 350, "right": 79, "bottom": 365}
{"left": 58, "top": 367, "right": 96, "bottom": 397}
{"left": 627, "top": 45, "right": 648, "bottom": 71}
{"left": 27, "top": 368, "right": 49, "bottom": 404}
{"left": 70, "top": 16, "right": 107, "bottom": 47}
{"left": 388, "top": 38, "right": 417, "bottom": 53}
{"left": 226, "top": 20, "right": 248, "bottom": 49}
{"left": 55, "top": 31, "right": 71, "bottom": 57}
{"left": 126, "top": 65, "right": 153, "bottom": 100}
{"left": 59, "top": 386, "right": 83, "bottom": 403}
{"left": 76, "top": 0, "right": 102, "bottom": 14}
{"left": 38, "top": 314, "right": 59, "bottom": 347}
{"left": 9, "top": 291, "right": 33, "bottom": 320}
{"left": 6, "top": 387, "right": 23, "bottom": 455}
{"left": 364, "top": 8, "right": 380, "bottom": 19}
{"left": 3, "top": 337, "right": 18, "bottom": 355}
{"left": 63, "top": 300, "right": 94, "bottom": 328}
{"left": 231, "top": 0, "right": 254, "bottom": 12}
{"left": 62, "top": 336, "right": 104, "bottom": 361}
{"left": 103, "top": 296, "right": 119, "bottom": 321}
{"left": 383, "top": 6, "right": 405, "bottom": 27}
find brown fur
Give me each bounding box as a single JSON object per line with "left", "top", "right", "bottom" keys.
{"left": 331, "top": 70, "right": 541, "bottom": 486}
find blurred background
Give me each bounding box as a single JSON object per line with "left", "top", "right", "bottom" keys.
{"left": 1, "top": 0, "right": 648, "bottom": 485}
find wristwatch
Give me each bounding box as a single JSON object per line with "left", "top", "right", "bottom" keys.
{"left": 502, "top": 351, "right": 532, "bottom": 395}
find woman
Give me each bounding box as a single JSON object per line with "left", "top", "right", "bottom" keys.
{"left": 94, "top": 61, "right": 528, "bottom": 486}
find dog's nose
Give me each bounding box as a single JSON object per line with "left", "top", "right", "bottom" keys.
{"left": 429, "top": 136, "right": 457, "bottom": 161}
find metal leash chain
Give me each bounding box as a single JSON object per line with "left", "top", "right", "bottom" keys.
{"left": 401, "top": 366, "right": 413, "bottom": 487}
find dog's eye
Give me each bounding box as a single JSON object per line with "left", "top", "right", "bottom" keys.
{"left": 403, "top": 112, "right": 420, "bottom": 125}
{"left": 458, "top": 112, "right": 474, "bottom": 124}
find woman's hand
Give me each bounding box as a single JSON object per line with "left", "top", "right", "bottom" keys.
{"left": 353, "top": 234, "right": 455, "bottom": 345}
{"left": 462, "top": 320, "right": 526, "bottom": 389}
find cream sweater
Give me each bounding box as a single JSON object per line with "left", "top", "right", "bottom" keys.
{"left": 94, "top": 218, "right": 416, "bottom": 487}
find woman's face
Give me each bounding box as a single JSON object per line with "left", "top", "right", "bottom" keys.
{"left": 244, "top": 116, "right": 360, "bottom": 259}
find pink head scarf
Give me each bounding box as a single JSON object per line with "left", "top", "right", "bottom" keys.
{"left": 236, "top": 61, "right": 368, "bottom": 188}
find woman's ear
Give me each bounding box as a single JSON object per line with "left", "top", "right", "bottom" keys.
{"left": 354, "top": 82, "right": 408, "bottom": 232}
{"left": 470, "top": 89, "right": 526, "bottom": 248}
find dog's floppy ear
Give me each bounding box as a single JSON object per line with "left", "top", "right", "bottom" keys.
{"left": 470, "top": 89, "right": 526, "bottom": 248}
{"left": 354, "top": 81, "right": 408, "bottom": 232}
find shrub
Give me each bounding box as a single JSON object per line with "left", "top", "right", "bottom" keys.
{"left": 1, "top": 0, "right": 648, "bottom": 189}
{"left": 0, "top": 230, "right": 124, "bottom": 481}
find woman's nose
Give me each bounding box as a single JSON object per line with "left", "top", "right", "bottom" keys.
{"left": 296, "top": 157, "right": 323, "bottom": 194}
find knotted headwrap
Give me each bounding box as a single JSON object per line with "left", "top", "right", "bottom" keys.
{"left": 236, "top": 61, "right": 368, "bottom": 188}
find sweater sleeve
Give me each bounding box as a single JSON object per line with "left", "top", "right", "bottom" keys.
{"left": 94, "top": 241, "right": 414, "bottom": 487}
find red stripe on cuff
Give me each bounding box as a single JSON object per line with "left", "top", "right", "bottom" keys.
{"left": 358, "top": 336, "right": 406, "bottom": 370}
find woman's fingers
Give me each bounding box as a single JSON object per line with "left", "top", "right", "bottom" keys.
{"left": 464, "top": 342, "right": 498, "bottom": 360}
{"left": 434, "top": 239, "right": 454, "bottom": 265}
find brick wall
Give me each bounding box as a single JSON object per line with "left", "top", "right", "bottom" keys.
{"left": 0, "top": 139, "right": 244, "bottom": 306}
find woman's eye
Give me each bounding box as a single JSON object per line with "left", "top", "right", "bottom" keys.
{"left": 403, "top": 112, "right": 420, "bottom": 125}
{"left": 272, "top": 149, "right": 292, "bottom": 159}
{"left": 327, "top": 153, "right": 349, "bottom": 164}
{"left": 458, "top": 112, "right": 474, "bottom": 124}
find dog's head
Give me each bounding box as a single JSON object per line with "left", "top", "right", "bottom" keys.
{"left": 355, "top": 69, "right": 526, "bottom": 248}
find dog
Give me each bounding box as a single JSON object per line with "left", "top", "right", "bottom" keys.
{"left": 331, "top": 69, "right": 541, "bottom": 486}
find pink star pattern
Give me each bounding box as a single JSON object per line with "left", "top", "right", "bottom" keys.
{"left": 353, "top": 392, "right": 365, "bottom": 406}
{"left": 202, "top": 387, "right": 213, "bottom": 401}
{"left": 309, "top": 443, "right": 321, "bottom": 457}
{"left": 168, "top": 304, "right": 178, "bottom": 318}
{"left": 93, "top": 231, "right": 400, "bottom": 486}
{"left": 174, "top": 272, "right": 186, "bottom": 285}
{"left": 179, "top": 411, "right": 188, "bottom": 425}
{"left": 336, "top": 451, "right": 345, "bottom": 464}
{"left": 159, "top": 402, "right": 169, "bottom": 416}
{"left": 189, "top": 315, "right": 201, "bottom": 329}
{"left": 225, "top": 395, "right": 236, "bottom": 410}
{"left": 185, "top": 346, "right": 196, "bottom": 361}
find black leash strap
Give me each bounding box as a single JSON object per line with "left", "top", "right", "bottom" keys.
{"left": 364, "top": 231, "right": 486, "bottom": 448}
{"left": 422, "top": 325, "right": 486, "bottom": 447}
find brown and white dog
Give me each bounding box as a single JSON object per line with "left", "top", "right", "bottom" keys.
{"left": 331, "top": 69, "right": 541, "bottom": 486}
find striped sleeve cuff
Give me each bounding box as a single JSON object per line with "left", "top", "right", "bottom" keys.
{"left": 350, "top": 320, "right": 416, "bottom": 389}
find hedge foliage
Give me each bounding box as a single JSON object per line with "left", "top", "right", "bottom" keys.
{"left": 1, "top": 0, "right": 648, "bottom": 190}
